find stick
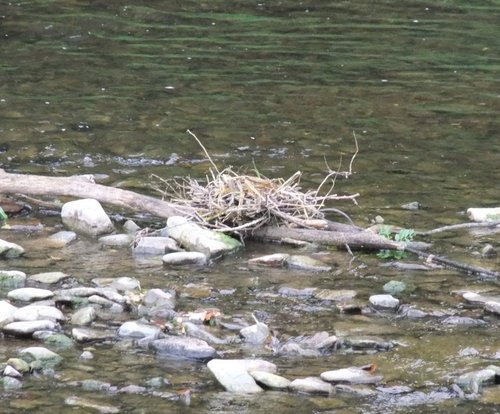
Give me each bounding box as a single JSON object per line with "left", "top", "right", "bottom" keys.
{"left": 418, "top": 221, "right": 500, "bottom": 236}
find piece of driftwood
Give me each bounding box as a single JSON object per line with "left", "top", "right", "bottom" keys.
{"left": 0, "top": 169, "right": 194, "bottom": 219}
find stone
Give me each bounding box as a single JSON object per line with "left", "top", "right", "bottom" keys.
{"left": 3, "top": 365, "right": 22, "bottom": 378}
{"left": 29, "top": 271, "right": 70, "bottom": 284}
{"left": 64, "top": 396, "right": 120, "bottom": 414}
{"left": 441, "top": 316, "right": 486, "bottom": 326}
{"left": 0, "top": 238, "right": 25, "bottom": 258}
{"left": 71, "top": 306, "right": 97, "bottom": 325}
{"left": 240, "top": 320, "right": 269, "bottom": 345}
{"left": 72, "top": 327, "right": 115, "bottom": 343}
{"left": 150, "top": 335, "right": 217, "bottom": 359}
{"left": 207, "top": 359, "right": 277, "bottom": 393}
{"left": 320, "top": 367, "right": 383, "bottom": 384}
{"left": 162, "top": 251, "right": 208, "bottom": 266}
{"left": 248, "top": 253, "right": 290, "bottom": 267}
{"left": 132, "top": 236, "right": 180, "bottom": 255}
{"left": 95, "top": 288, "right": 128, "bottom": 304}
{"left": 117, "top": 320, "right": 163, "bottom": 339}
{"left": 0, "top": 300, "right": 18, "bottom": 326}
{"left": 278, "top": 286, "right": 317, "bottom": 297}
{"left": 183, "top": 322, "right": 229, "bottom": 345}
{"left": 91, "top": 276, "right": 141, "bottom": 292}
{"left": 401, "top": 201, "right": 421, "bottom": 210}
{"left": 383, "top": 280, "right": 407, "bottom": 295}
{"left": 13, "top": 305, "right": 64, "bottom": 322}
{"left": 6, "top": 358, "right": 30, "bottom": 373}
{"left": 285, "top": 255, "right": 331, "bottom": 272}
{"left": 46, "top": 231, "right": 77, "bottom": 247}
{"left": 248, "top": 370, "right": 291, "bottom": 389}
{"left": 0, "top": 270, "right": 26, "bottom": 288}
{"left": 369, "top": 294, "right": 400, "bottom": 310}
{"left": 481, "top": 244, "right": 497, "bottom": 258}
{"left": 61, "top": 198, "right": 115, "bottom": 237}
{"left": 289, "top": 377, "right": 334, "bottom": 395}
{"left": 3, "top": 320, "right": 59, "bottom": 336}
{"left": 335, "top": 383, "right": 377, "bottom": 396}
{"left": 344, "top": 336, "right": 393, "bottom": 351}
{"left": 167, "top": 216, "right": 241, "bottom": 258}
{"left": 36, "top": 332, "right": 74, "bottom": 348}
{"left": 7, "top": 287, "right": 54, "bottom": 302}
{"left": 98, "top": 234, "right": 133, "bottom": 247}
{"left": 485, "top": 301, "right": 500, "bottom": 315}
{"left": 456, "top": 366, "right": 500, "bottom": 393}
{"left": 143, "top": 288, "right": 176, "bottom": 309}
{"left": 123, "top": 219, "right": 141, "bottom": 235}
{"left": 2, "top": 376, "right": 23, "bottom": 390}
{"left": 19, "top": 346, "right": 63, "bottom": 368}
{"left": 467, "top": 207, "right": 500, "bottom": 222}
{"left": 313, "top": 289, "right": 357, "bottom": 301}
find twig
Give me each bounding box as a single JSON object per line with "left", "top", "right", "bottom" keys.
{"left": 418, "top": 221, "right": 500, "bottom": 236}
{"left": 186, "top": 129, "right": 220, "bottom": 174}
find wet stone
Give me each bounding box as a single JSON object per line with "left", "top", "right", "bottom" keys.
{"left": 98, "top": 233, "right": 134, "bottom": 247}
{"left": 7, "top": 287, "right": 54, "bottom": 302}
{"left": 91, "top": 276, "right": 141, "bottom": 292}
{"left": 29, "top": 271, "right": 70, "bottom": 284}
{"left": 71, "top": 306, "right": 97, "bottom": 326}
{"left": 61, "top": 198, "right": 115, "bottom": 237}
{"left": 369, "top": 294, "right": 400, "bottom": 310}
{"left": 0, "top": 270, "right": 26, "bottom": 288}
{"left": 335, "top": 383, "right": 377, "bottom": 396}
{"left": 162, "top": 251, "right": 208, "bottom": 266}
{"left": 46, "top": 230, "right": 77, "bottom": 247}
{"left": 344, "top": 336, "right": 393, "bottom": 351}
{"left": 398, "top": 304, "right": 428, "bottom": 319}
{"left": 321, "top": 367, "right": 383, "bottom": 384}
{"left": 240, "top": 320, "right": 269, "bottom": 345}
{"left": 72, "top": 327, "right": 116, "bottom": 343}
{"left": 143, "top": 288, "right": 176, "bottom": 309}
{"left": 313, "top": 289, "right": 357, "bottom": 301}
{"left": 278, "top": 286, "right": 317, "bottom": 297}
{"left": 64, "top": 396, "right": 120, "bottom": 414}
{"left": 248, "top": 370, "right": 291, "bottom": 389}
{"left": 19, "top": 346, "right": 63, "bottom": 368}
{"left": 248, "top": 253, "right": 290, "bottom": 267}
{"left": 150, "top": 335, "right": 217, "bottom": 359}
{"left": 441, "top": 316, "right": 487, "bottom": 326}
{"left": 2, "top": 376, "right": 23, "bottom": 390}
{"left": 289, "top": 377, "right": 334, "bottom": 395}
{"left": 0, "top": 300, "right": 18, "bottom": 326}
{"left": 0, "top": 239, "right": 25, "bottom": 258}
{"left": 3, "top": 320, "right": 59, "bottom": 336}
{"left": 383, "top": 280, "right": 407, "bottom": 295}
{"left": 285, "top": 255, "right": 331, "bottom": 272}
{"left": 132, "top": 236, "right": 180, "bottom": 255}
{"left": 117, "top": 320, "right": 163, "bottom": 339}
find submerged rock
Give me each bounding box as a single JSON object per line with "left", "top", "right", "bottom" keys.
{"left": 0, "top": 238, "right": 25, "bottom": 258}
{"left": 455, "top": 365, "right": 500, "bottom": 393}
{"left": 162, "top": 251, "right": 208, "bottom": 266}
{"left": 207, "top": 359, "right": 277, "bottom": 393}
{"left": 248, "top": 370, "right": 291, "bottom": 389}
{"left": 313, "top": 289, "right": 357, "bottom": 301}
{"left": 150, "top": 335, "right": 217, "bottom": 359}
{"left": 240, "top": 319, "right": 269, "bottom": 345}
{"left": 286, "top": 255, "right": 331, "bottom": 272}
{"left": 248, "top": 253, "right": 289, "bottom": 267}
{"left": 98, "top": 233, "right": 133, "bottom": 247}
{"left": 132, "top": 236, "right": 180, "bottom": 255}
{"left": 0, "top": 270, "right": 26, "bottom": 288}
{"left": 64, "top": 396, "right": 120, "bottom": 414}
{"left": 289, "top": 377, "right": 334, "bottom": 395}
{"left": 61, "top": 198, "right": 114, "bottom": 237}
{"left": 19, "top": 346, "right": 63, "bottom": 368}
{"left": 46, "top": 230, "right": 77, "bottom": 247}
{"left": 335, "top": 383, "right": 377, "bottom": 396}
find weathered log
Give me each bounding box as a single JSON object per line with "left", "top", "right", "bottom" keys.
{"left": 0, "top": 169, "right": 194, "bottom": 219}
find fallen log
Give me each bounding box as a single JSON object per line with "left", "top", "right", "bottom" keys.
{"left": 0, "top": 169, "right": 194, "bottom": 219}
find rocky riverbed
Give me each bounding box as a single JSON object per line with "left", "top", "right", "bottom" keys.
{"left": 0, "top": 199, "right": 499, "bottom": 414}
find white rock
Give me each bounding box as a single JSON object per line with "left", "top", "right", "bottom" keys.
{"left": 207, "top": 359, "right": 276, "bottom": 393}
{"left": 7, "top": 287, "right": 54, "bottom": 302}
{"left": 240, "top": 320, "right": 270, "bottom": 345}
{"left": 3, "top": 320, "right": 59, "bottom": 336}
{"left": 369, "top": 294, "right": 400, "bottom": 310}
{"left": 0, "top": 300, "right": 18, "bottom": 326}
{"left": 117, "top": 320, "right": 162, "bottom": 339}
{"left": 3, "top": 365, "right": 22, "bottom": 378}
{"left": 132, "top": 236, "right": 180, "bottom": 255}
{"left": 13, "top": 305, "right": 64, "bottom": 322}
{"left": 71, "top": 306, "right": 97, "bottom": 325}
{"left": 61, "top": 198, "right": 115, "bottom": 237}
{"left": 0, "top": 239, "right": 25, "bottom": 258}
{"left": 72, "top": 327, "right": 115, "bottom": 342}
{"left": 46, "top": 231, "right": 77, "bottom": 247}
{"left": 248, "top": 370, "right": 291, "bottom": 389}
{"left": 485, "top": 301, "right": 500, "bottom": 315}
{"left": 467, "top": 207, "right": 500, "bottom": 222}
{"left": 29, "top": 271, "right": 70, "bottom": 284}
{"left": 320, "top": 367, "right": 383, "bottom": 384}
{"left": 98, "top": 234, "right": 133, "bottom": 247}
{"left": 0, "top": 270, "right": 26, "bottom": 288}
{"left": 162, "top": 251, "right": 208, "bottom": 266}
{"left": 289, "top": 377, "right": 334, "bottom": 394}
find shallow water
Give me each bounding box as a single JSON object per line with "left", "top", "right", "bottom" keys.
{"left": 1, "top": 0, "right": 500, "bottom": 413}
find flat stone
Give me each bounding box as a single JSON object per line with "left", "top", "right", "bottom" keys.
{"left": 65, "top": 396, "right": 119, "bottom": 414}
{"left": 19, "top": 346, "right": 63, "bottom": 368}
{"left": 133, "top": 236, "right": 180, "bottom": 255}
{"left": 286, "top": 255, "right": 331, "bottom": 272}
{"left": 313, "top": 289, "right": 357, "bottom": 301}
{"left": 320, "top": 367, "right": 383, "bottom": 384}
{"left": 29, "top": 271, "right": 70, "bottom": 284}
{"left": 150, "top": 335, "right": 217, "bottom": 359}
{"left": 248, "top": 370, "right": 291, "bottom": 389}
{"left": 289, "top": 377, "right": 334, "bottom": 395}
{"left": 369, "top": 294, "right": 400, "bottom": 310}
{"left": 3, "top": 320, "right": 59, "bottom": 336}
{"left": 61, "top": 198, "right": 115, "bottom": 237}
{"left": 162, "top": 251, "right": 208, "bottom": 266}
{"left": 143, "top": 288, "right": 176, "bottom": 309}
{"left": 335, "top": 383, "right": 377, "bottom": 396}
{"left": 72, "top": 327, "right": 115, "bottom": 343}
{"left": 13, "top": 305, "right": 64, "bottom": 322}
{"left": 98, "top": 234, "right": 133, "bottom": 247}
{"left": 117, "top": 320, "right": 163, "bottom": 339}
{"left": 0, "top": 270, "right": 26, "bottom": 288}
{"left": 278, "top": 286, "right": 317, "bottom": 297}
{"left": 91, "top": 276, "right": 141, "bottom": 292}
{"left": 485, "top": 301, "right": 500, "bottom": 315}
{"left": 248, "top": 253, "right": 290, "bottom": 267}
{"left": 240, "top": 321, "right": 269, "bottom": 345}
{"left": 71, "top": 306, "right": 97, "bottom": 326}
{"left": 46, "top": 231, "right": 77, "bottom": 247}
{"left": 207, "top": 359, "right": 277, "bottom": 393}
{"left": 7, "top": 287, "right": 54, "bottom": 302}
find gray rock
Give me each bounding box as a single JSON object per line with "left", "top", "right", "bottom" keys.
{"left": 162, "top": 251, "right": 208, "bottom": 266}
{"left": 320, "top": 367, "right": 383, "bottom": 384}
{"left": 19, "top": 346, "right": 63, "bottom": 368}
{"left": 484, "top": 301, "right": 500, "bottom": 315}
{"left": 2, "top": 376, "right": 23, "bottom": 390}
{"left": 150, "top": 335, "right": 217, "bottom": 359}
{"left": 55, "top": 287, "right": 98, "bottom": 299}
{"left": 123, "top": 219, "right": 141, "bottom": 235}
{"left": 29, "top": 271, "right": 70, "bottom": 284}
{"left": 286, "top": 255, "right": 331, "bottom": 272}
{"left": 80, "top": 350, "right": 94, "bottom": 360}
{"left": 240, "top": 320, "right": 269, "bottom": 345}
{"left": 207, "top": 359, "right": 276, "bottom": 393}
{"left": 183, "top": 321, "right": 230, "bottom": 345}
{"left": 72, "top": 327, "right": 115, "bottom": 343}
{"left": 481, "top": 244, "right": 497, "bottom": 258}
{"left": 369, "top": 294, "right": 400, "bottom": 310}
{"left": 398, "top": 304, "right": 428, "bottom": 319}
{"left": 13, "top": 305, "right": 64, "bottom": 322}
{"left": 401, "top": 201, "right": 421, "bottom": 210}
{"left": 117, "top": 320, "right": 163, "bottom": 339}
{"left": 91, "top": 276, "right": 141, "bottom": 292}
{"left": 71, "top": 306, "right": 97, "bottom": 325}
{"left": 3, "top": 365, "right": 22, "bottom": 378}
{"left": 0, "top": 300, "right": 18, "bottom": 326}
{"left": 46, "top": 230, "right": 77, "bottom": 247}
{"left": 98, "top": 234, "right": 133, "bottom": 247}
{"left": 344, "top": 336, "right": 393, "bottom": 351}
{"left": 289, "top": 377, "right": 334, "bottom": 395}
{"left": 88, "top": 295, "right": 124, "bottom": 312}
{"left": 0, "top": 238, "right": 25, "bottom": 258}
{"left": 383, "top": 280, "right": 407, "bottom": 295}
{"left": 278, "top": 286, "right": 317, "bottom": 297}
{"left": 6, "top": 358, "right": 30, "bottom": 373}
{"left": 64, "top": 396, "right": 119, "bottom": 414}
{"left": 313, "top": 289, "right": 357, "bottom": 301}
{"left": 61, "top": 198, "right": 114, "bottom": 237}
{"left": 133, "top": 236, "right": 180, "bottom": 255}
{"left": 7, "top": 287, "right": 54, "bottom": 302}
{"left": 143, "top": 288, "right": 176, "bottom": 309}
{"left": 0, "top": 270, "right": 26, "bottom": 288}
{"left": 95, "top": 288, "right": 128, "bottom": 304}
{"left": 441, "top": 316, "right": 486, "bottom": 326}
{"left": 456, "top": 365, "right": 500, "bottom": 393}
{"left": 3, "top": 320, "right": 59, "bottom": 336}
{"left": 248, "top": 253, "right": 290, "bottom": 267}
{"left": 335, "top": 383, "right": 377, "bottom": 396}
{"left": 167, "top": 216, "right": 241, "bottom": 258}
{"left": 248, "top": 370, "right": 291, "bottom": 389}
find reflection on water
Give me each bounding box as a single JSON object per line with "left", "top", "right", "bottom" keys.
{"left": 0, "top": 1, "right": 499, "bottom": 413}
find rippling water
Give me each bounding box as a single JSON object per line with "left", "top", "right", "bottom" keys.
{"left": 1, "top": 1, "right": 499, "bottom": 413}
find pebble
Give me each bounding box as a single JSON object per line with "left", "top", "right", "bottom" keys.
{"left": 80, "top": 350, "right": 94, "bottom": 360}
{"left": 207, "top": 359, "right": 277, "bottom": 393}
{"left": 7, "top": 287, "right": 54, "bottom": 302}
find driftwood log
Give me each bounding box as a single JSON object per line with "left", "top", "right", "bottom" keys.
{"left": 0, "top": 169, "right": 498, "bottom": 277}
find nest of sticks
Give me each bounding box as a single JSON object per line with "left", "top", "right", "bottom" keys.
{"left": 151, "top": 130, "right": 359, "bottom": 232}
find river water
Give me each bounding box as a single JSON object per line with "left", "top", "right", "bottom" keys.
{"left": 0, "top": 1, "right": 499, "bottom": 413}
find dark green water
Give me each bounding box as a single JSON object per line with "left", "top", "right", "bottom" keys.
{"left": 0, "top": 1, "right": 499, "bottom": 413}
